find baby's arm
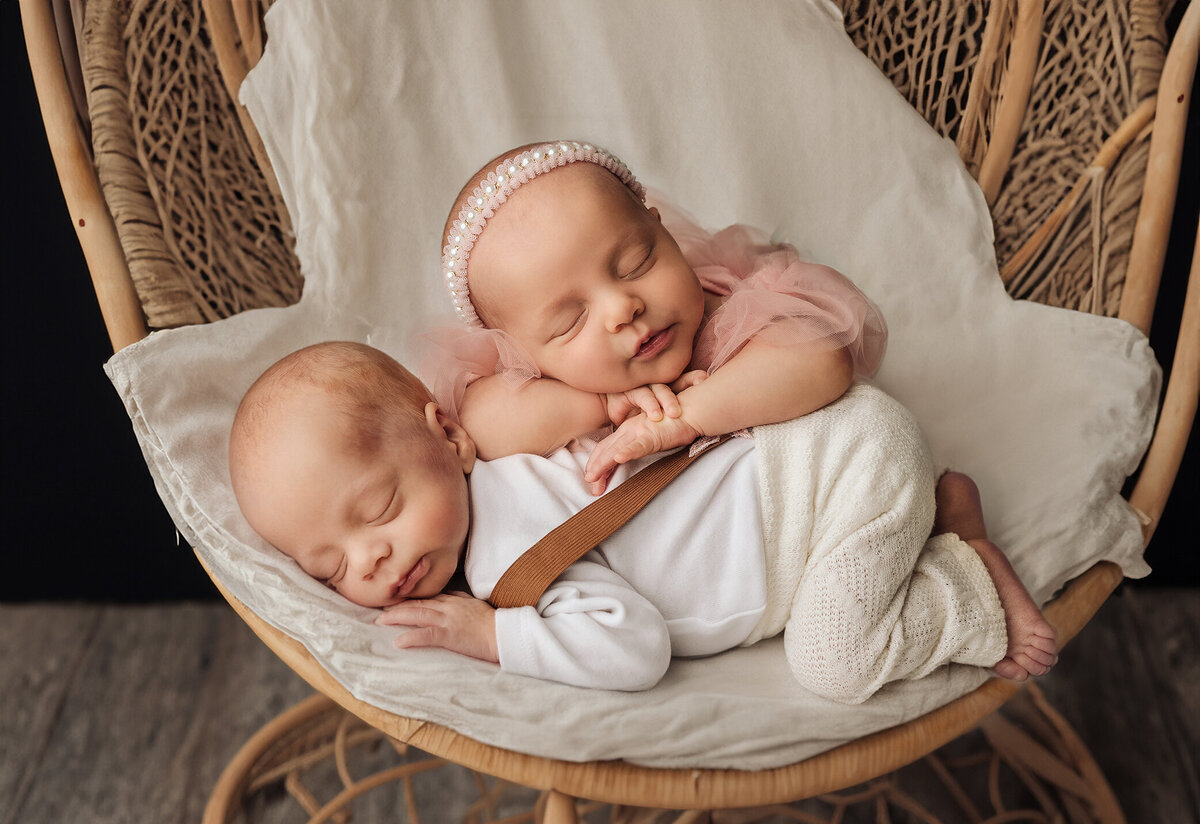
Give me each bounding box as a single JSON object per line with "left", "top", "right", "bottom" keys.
{"left": 585, "top": 338, "right": 852, "bottom": 485}
{"left": 460, "top": 374, "right": 609, "bottom": 460}
{"left": 377, "top": 563, "right": 672, "bottom": 690}
{"left": 461, "top": 372, "right": 699, "bottom": 460}
{"left": 678, "top": 337, "right": 853, "bottom": 434}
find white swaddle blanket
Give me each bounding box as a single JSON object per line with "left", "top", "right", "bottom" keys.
{"left": 105, "top": 0, "right": 1160, "bottom": 769}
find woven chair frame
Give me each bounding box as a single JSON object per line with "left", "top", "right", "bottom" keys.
{"left": 21, "top": 0, "right": 1199, "bottom": 818}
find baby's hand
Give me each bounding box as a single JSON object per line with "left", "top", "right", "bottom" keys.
{"left": 376, "top": 591, "right": 499, "bottom": 663}
{"left": 602, "top": 372, "right": 708, "bottom": 425}
{"left": 603, "top": 383, "right": 681, "bottom": 426}
{"left": 583, "top": 412, "right": 701, "bottom": 495}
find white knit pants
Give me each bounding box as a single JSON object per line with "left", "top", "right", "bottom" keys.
{"left": 747, "top": 383, "right": 1008, "bottom": 704}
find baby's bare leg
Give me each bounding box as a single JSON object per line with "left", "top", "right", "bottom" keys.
{"left": 934, "top": 472, "right": 1058, "bottom": 681}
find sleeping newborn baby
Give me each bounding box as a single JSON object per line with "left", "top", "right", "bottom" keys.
{"left": 228, "top": 341, "right": 1057, "bottom": 702}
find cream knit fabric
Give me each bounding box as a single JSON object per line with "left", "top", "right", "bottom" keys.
{"left": 748, "top": 383, "right": 1008, "bottom": 703}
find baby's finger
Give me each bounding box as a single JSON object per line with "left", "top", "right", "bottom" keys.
{"left": 587, "top": 429, "right": 655, "bottom": 484}
{"left": 393, "top": 628, "right": 432, "bottom": 647}
{"left": 604, "top": 393, "right": 634, "bottom": 425}
{"left": 383, "top": 599, "right": 452, "bottom": 631}
{"left": 586, "top": 466, "right": 615, "bottom": 496}
{"left": 671, "top": 370, "right": 708, "bottom": 393}
{"left": 650, "top": 383, "right": 682, "bottom": 418}
{"left": 375, "top": 608, "right": 412, "bottom": 627}
{"left": 611, "top": 435, "right": 657, "bottom": 465}
{"left": 393, "top": 626, "right": 441, "bottom": 650}
{"left": 626, "top": 386, "right": 664, "bottom": 421}
{"left": 584, "top": 450, "right": 617, "bottom": 488}
{"left": 375, "top": 599, "right": 443, "bottom": 626}
{"left": 584, "top": 442, "right": 619, "bottom": 486}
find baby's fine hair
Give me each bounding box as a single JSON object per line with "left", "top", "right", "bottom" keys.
{"left": 234, "top": 341, "right": 434, "bottom": 457}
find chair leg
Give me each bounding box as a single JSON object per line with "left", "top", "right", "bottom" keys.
{"left": 541, "top": 789, "right": 579, "bottom": 824}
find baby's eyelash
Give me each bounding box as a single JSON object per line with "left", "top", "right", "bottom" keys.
{"left": 620, "top": 247, "right": 654, "bottom": 279}
{"left": 552, "top": 311, "right": 585, "bottom": 340}
{"left": 323, "top": 556, "right": 346, "bottom": 587}
{"left": 370, "top": 490, "right": 398, "bottom": 524}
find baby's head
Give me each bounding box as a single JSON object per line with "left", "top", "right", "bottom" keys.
{"left": 441, "top": 141, "right": 705, "bottom": 393}
{"left": 229, "top": 341, "right": 475, "bottom": 608}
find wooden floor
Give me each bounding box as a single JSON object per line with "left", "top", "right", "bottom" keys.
{"left": 2, "top": 586, "right": 1197, "bottom": 824}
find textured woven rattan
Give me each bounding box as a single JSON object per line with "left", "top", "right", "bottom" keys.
{"left": 842, "top": 0, "right": 1172, "bottom": 315}
{"left": 76, "top": 0, "right": 1175, "bottom": 334}
{"left": 200, "top": 683, "right": 1125, "bottom": 823}
{"left": 83, "top": 0, "right": 300, "bottom": 330}
{"left": 21, "top": 0, "right": 1199, "bottom": 821}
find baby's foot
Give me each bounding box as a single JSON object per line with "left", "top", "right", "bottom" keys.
{"left": 934, "top": 472, "right": 1059, "bottom": 681}
{"left": 970, "top": 537, "right": 1059, "bottom": 680}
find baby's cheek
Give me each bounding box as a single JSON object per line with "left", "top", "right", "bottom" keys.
{"left": 580, "top": 347, "right": 626, "bottom": 382}
{"left": 425, "top": 495, "right": 468, "bottom": 543}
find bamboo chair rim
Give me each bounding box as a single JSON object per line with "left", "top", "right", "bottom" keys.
{"left": 199, "top": 553, "right": 1128, "bottom": 808}
{"left": 19, "top": 0, "right": 146, "bottom": 350}
{"left": 21, "top": 0, "right": 1200, "bottom": 807}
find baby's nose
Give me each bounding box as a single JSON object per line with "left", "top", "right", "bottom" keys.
{"left": 352, "top": 541, "right": 391, "bottom": 577}
{"left": 605, "top": 291, "right": 643, "bottom": 332}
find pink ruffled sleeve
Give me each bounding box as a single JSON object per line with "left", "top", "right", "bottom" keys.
{"left": 417, "top": 326, "right": 541, "bottom": 424}
{"left": 654, "top": 197, "right": 888, "bottom": 377}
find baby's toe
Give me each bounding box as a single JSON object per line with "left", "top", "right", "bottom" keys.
{"left": 1024, "top": 645, "right": 1058, "bottom": 668}
{"left": 1013, "top": 650, "right": 1054, "bottom": 676}
{"left": 991, "top": 658, "right": 1028, "bottom": 681}
{"left": 1031, "top": 632, "right": 1059, "bottom": 655}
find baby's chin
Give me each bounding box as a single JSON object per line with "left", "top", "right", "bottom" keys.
{"left": 640, "top": 360, "right": 694, "bottom": 390}
{"left": 342, "top": 590, "right": 397, "bottom": 610}
{"left": 553, "top": 364, "right": 692, "bottom": 397}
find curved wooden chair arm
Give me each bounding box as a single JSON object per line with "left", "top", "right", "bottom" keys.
{"left": 20, "top": 0, "right": 146, "bottom": 350}
{"left": 198, "top": 554, "right": 1031, "bottom": 808}
{"left": 1124, "top": 2, "right": 1199, "bottom": 544}
{"left": 1121, "top": 2, "right": 1200, "bottom": 338}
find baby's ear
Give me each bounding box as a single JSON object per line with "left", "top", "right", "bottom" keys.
{"left": 424, "top": 402, "right": 477, "bottom": 472}
{"left": 647, "top": 205, "right": 661, "bottom": 222}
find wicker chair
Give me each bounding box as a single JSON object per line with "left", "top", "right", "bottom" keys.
{"left": 22, "top": 0, "right": 1197, "bottom": 821}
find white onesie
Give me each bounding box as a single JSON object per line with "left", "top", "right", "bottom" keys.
{"left": 466, "top": 435, "right": 766, "bottom": 691}
{"left": 465, "top": 383, "right": 1008, "bottom": 702}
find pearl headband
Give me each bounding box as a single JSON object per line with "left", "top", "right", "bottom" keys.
{"left": 442, "top": 140, "right": 646, "bottom": 325}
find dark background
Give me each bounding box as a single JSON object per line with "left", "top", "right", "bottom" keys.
{"left": 2, "top": 3, "right": 1196, "bottom": 601}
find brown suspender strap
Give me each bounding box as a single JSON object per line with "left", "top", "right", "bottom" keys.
{"left": 487, "top": 436, "right": 730, "bottom": 609}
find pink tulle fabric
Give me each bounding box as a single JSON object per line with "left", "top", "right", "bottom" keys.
{"left": 419, "top": 197, "right": 887, "bottom": 423}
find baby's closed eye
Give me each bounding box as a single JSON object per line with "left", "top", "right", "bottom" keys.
{"left": 321, "top": 555, "right": 346, "bottom": 588}
{"left": 368, "top": 488, "right": 399, "bottom": 525}
{"left": 551, "top": 310, "right": 586, "bottom": 341}
{"left": 618, "top": 245, "right": 654, "bottom": 279}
